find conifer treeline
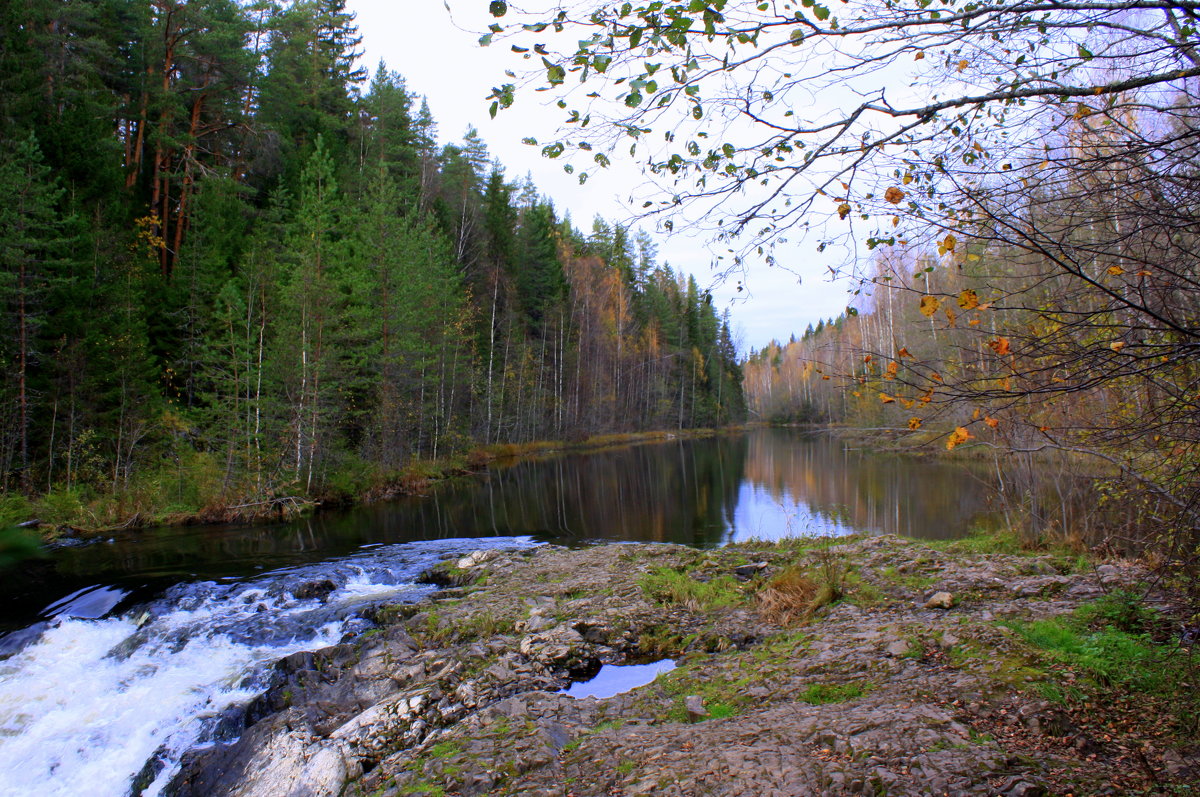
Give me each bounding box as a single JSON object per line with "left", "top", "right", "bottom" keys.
{"left": 0, "top": 0, "right": 744, "bottom": 511}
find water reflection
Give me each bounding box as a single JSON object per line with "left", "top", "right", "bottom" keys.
{"left": 3, "top": 430, "right": 999, "bottom": 630}
{"left": 732, "top": 429, "right": 994, "bottom": 542}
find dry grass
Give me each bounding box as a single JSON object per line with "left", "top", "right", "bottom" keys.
{"left": 757, "top": 555, "right": 846, "bottom": 625}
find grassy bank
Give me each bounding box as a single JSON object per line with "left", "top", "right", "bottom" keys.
{"left": 0, "top": 427, "right": 739, "bottom": 540}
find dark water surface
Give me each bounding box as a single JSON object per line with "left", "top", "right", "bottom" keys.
{"left": 2, "top": 429, "right": 994, "bottom": 631}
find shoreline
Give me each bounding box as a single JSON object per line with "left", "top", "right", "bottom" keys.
{"left": 166, "top": 532, "right": 1198, "bottom": 797}
{"left": 9, "top": 426, "right": 747, "bottom": 542}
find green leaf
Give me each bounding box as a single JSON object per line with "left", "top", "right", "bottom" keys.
{"left": 625, "top": 92, "right": 644, "bottom": 107}
{"left": 489, "top": 101, "right": 499, "bottom": 118}
{"left": 813, "top": 5, "right": 830, "bottom": 21}
{"left": 629, "top": 27, "right": 644, "bottom": 48}
{"left": 489, "top": 0, "right": 507, "bottom": 17}
{"left": 1078, "top": 44, "right": 1094, "bottom": 60}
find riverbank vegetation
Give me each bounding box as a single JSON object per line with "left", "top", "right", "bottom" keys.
{"left": 481, "top": 0, "right": 1200, "bottom": 601}
{"left": 0, "top": 0, "right": 746, "bottom": 533}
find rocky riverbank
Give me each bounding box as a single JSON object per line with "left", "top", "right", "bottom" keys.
{"left": 164, "top": 534, "right": 1198, "bottom": 796}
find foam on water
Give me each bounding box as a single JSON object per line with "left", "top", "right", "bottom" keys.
{"left": 0, "top": 536, "right": 535, "bottom": 797}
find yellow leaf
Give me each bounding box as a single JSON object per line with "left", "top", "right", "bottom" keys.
{"left": 987, "top": 337, "right": 1011, "bottom": 356}
{"left": 837, "top": 202, "right": 851, "bottom": 220}
{"left": 884, "top": 186, "right": 905, "bottom": 204}
{"left": 919, "top": 295, "right": 941, "bottom": 317}
{"left": 914, "top": 51, "right": 925, "bottom": 61}
{"left": 972, "top": 408, "right": 981, "bottom": 420}
{"left": 957, "top": 59, "right": 969, "bottom": 72}
{"left": 930, "top": 372, "right": 943, "bottom": 383}
{"left": 822, "top": 375, "right": 831, "bottom": 380}
{"left": 901, "top": 398, "right": 914, "bottom": 409}
{"left": 942, "top": 234, "right": 956, "bottom": 252}
{"left": 879, "top": 393, "right": 896, "bottom": 404}
{"left": 897, "top": 347, "right": 913, "bottom": 358}
{"left": 946, "top": 426, "right": 973, "bottom": 451}
{"left": 968, "top": 319, "right": 981, "bottom": 326}
{"left": 902, "top": 173, "right": 913, "bottom": 185}
{"left": 852, "top": 391, "right": 861, "bottom": 397}
{"left": 944, "top": 305, "right": 957, "bottom": 326}
{"left": 967, "top": 253, "right": 980, "bottom": 262}
{"left": 958, "top": 289, "right": 979, "bottom": 310}
{"left": 1110, "top": 341, "right": 1125, "bottom": 352}
{"left": 885, "top": 361, "right": 899, "bottom": 380}
{"left": 1107, "top": 265, "right": 1124, "bottom": 276}
{"left": 921, "top": 389, "right": 933, "bottom": 403}
{"left": 984, "top": 416, "right": 1000, "bottom": 429}
{"left": 892, "top": 215, "right": 900, "bottom": 227}
{"left": 908, "top": 417, "right": 923, "bottom": 430}
{"left": 863, "top": 354, "right": 872, "bottom": 364}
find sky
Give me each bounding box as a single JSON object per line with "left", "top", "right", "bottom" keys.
{"left": 346, "top": 1, "right": 858, "bottom": 352}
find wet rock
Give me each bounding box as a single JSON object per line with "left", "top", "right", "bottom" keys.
{"left": 456, "top": 549, "right": 501, "bottom": 570}
{"left": 925, "top": 591, "right": 955, "bottom": 609}
{"left": 734, "top": 561, "right": 769, "bottom": 581}
{"left": 293, "top": 579, "right": 336, "bottom": 601}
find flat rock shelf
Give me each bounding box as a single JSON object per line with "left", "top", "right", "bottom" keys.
{"left": 163, "top": 536, "right": 1195, "bottom": 797}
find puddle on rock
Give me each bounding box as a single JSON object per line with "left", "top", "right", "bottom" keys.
{"left": 564, "top": 659, "right": 676, "bottom": 699}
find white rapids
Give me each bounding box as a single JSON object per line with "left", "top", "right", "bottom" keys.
{"left": 0, "top": 537, "right": 531, "bottom": 797}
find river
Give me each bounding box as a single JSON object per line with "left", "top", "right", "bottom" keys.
{"left": 0, "top": 429, "right": 997, "bottom": 796}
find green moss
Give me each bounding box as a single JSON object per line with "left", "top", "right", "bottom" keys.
{"left": 616, "top": 760, "right": 636, "bottom": 775}
{"left": 639, "top": 567, "right": 745, "bottom": 611}
{"left": 797, "top": 680, "right": 873, "bottom": 704}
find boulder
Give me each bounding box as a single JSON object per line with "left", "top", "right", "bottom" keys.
{"left": 925, "top": 591, "right": 955, "bottom": 609}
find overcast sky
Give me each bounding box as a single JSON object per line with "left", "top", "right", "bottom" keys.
{"left": 346, "top": 1, "right": 858, "bottom": 351}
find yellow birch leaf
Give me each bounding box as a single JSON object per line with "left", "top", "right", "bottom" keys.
{"left": 897, "top": 347, "right": 913, "bottom": 358}
{"left": 837, "top": 202, "right": 851, "bottom": 220}
{"left": 957, "top": 59, "right": 969, "bottom": 72}
{"left": 931, "top": 372, "right": 943, "bottom": 383}
{"left": 914, "top": 51, "right": 925, "bottom": 61}
{"left": 885, "top": 361, "right": 898, "bottom": 380}
{"left": 902, "top": 173, "right": 913, "bottom": 185}
{"left": 984, "top": 416, "right": 999, "bottom": 429}
{"left": 908, "top": 417, "right": 922, "bottom": 430}
{"left": 972, "top": 408, "right": 981, "bottom": 420}
{"left": 946, "top": 426, "right": 973, "bottom": 451}
{"left": 879, "top": 393, "right": 896, "bottom": 403}
{"left": 1107, "top": 265, "right": 1124, "bottom": 276}
{"left": 919, "top": 295, "right": 941, "bottom": 317}
{"left": 958, "top": 289, "right": 979, "bottom": 310}
{"left": 892, "top": 215, "right": 900, "bottom": 227}
{"left": 884, "top": 186, "right": 905, "bottom": 204}
{"left": 968, "top": 319, "right": 981, "bottom": 326}
{"left": 988, "top": 337, "right": 1011, "bottom": 356}
{"left": 1110, "top": 341, "right": 1125, "bottom": 352}
{"left": 901, "top": 398, "right": 914, "bottom": 409}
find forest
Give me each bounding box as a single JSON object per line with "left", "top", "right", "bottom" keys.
{"left": 482, "top": 0, "right": 1200, "bottom": 583}
{"left": 0, "top": 0, "right": 745, "bottom": 526}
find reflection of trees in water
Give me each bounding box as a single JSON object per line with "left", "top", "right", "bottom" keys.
{"left": 744, "top": 431, "right": 995, "bottom": 539}
{"left": 433, "top": 437, "right": 749, "bottom": 548}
